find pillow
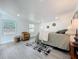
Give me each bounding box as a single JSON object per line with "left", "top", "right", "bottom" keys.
{"left": 65, "top": 29, "right": 76, "bottom": 35}
{"left": 56, "top": 29, "right": 68, "bottom": 34}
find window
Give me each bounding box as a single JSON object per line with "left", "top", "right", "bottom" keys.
{"left": 2, "top": 20, "right": 16, "bottom": 35}
{"left": 29, "top": 24, "right": 35, "bottom": 33}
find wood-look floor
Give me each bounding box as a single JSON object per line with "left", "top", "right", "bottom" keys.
{"left": 0, "top": 42, "right": 70, "bottom": 59}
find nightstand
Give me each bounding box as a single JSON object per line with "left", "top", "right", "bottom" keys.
{"left": 22, "top": 32, "right": 30, "bottom": 41}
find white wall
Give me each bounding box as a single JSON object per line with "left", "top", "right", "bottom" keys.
{"left": 39, "top": 11, "right": 75, "bottom": 32}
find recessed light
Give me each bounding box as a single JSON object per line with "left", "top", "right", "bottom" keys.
{"left": 17, "top": 14, "right": 20, "bottom": 16}
{"left": 55, "top": 17, "right": 59, "bottom": 19}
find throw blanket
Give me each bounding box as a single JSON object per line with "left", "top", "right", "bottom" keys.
{"left": 39, "top": 31, "right": 49, "bottom": 41}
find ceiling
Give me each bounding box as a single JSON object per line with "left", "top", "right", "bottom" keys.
{"left": 0, "top": 0, "right": 78, "bottom": 23}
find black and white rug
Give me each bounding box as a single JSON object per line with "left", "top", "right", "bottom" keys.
{"left": 25, "top": 42, "right": 52, "bottom": 55}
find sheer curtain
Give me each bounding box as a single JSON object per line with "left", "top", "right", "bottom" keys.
{"left": 0, "top": 20, "right": 16, "bottom": 44}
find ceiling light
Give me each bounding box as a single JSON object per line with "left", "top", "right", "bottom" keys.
{"left": 55, "top": 17, "right": 59, "bottom": 19}
{"left": 17, "top": 14, "right": 20, "bottom": 16}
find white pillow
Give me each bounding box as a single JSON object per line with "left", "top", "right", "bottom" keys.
{"left": 65, "top": 28, "right": 76, "bottom": 35}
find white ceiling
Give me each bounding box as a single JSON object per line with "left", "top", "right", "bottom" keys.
{"left": 0, "top": 0, "right": 77, "bottom": 22}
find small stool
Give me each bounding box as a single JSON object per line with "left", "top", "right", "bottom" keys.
{"left": 14, "top": 36, "right": 21, "bottom": 43}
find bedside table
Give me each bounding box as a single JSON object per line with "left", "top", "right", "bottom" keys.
{"left": 22, "top": 32, "right": 30, "bottom": 41}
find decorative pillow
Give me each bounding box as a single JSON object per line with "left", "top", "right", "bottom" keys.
{"left": 65, "top": 29, "right": 76, "bottom": 35}
{"left": 56, "top": 29, "right": 68, "bottom": 34}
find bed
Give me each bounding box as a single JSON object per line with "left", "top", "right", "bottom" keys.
{"left": 36, "top": 32, "right": 70, "bottom": 51}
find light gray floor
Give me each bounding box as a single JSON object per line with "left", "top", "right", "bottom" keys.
{"left": 0, "top": 42, "right": 70, "bottom": 59}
